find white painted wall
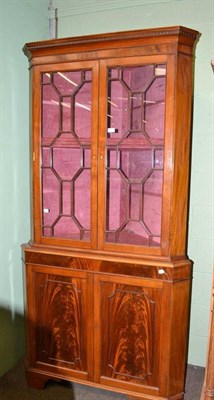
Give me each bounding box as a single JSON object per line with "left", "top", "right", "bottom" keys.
{"left": 52, "top": 0, "right": 214, "bottom": 367}
{"left": 0, "top": 0, "right": 48, "bottom": 376}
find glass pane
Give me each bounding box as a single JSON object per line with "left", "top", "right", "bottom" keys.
{"left": 130, "top": 93, "right": 143, "bottom": 131}
{"left": 106, "top": 169, "right": 127, "bottom": 234}
{"left": 105, "top": 64, "right": 166, "bottom": 247}
{"left": 53, "top": 71, "right": 81, "bottom": 95}
{"left": 62, "top": 97, "right": 71, "bottom": 131}
{"left": 107, "top": 80, "right": 129, "bottom": 141}
{"left": 144, "top": 77, "right": 166, "bottom": 140}
{"left": 123, "top": 65, "right": 154, "bottom": 91}
{"left": 42, "top": 169, "right": 60, "bottom": 229}
{"left": 41, "top": 69, "right": 92, "bottom": 240}
{"left": 74, "top": 169, "right": 91, "bottom": 230}
{"left": 42, "top": 85, "right": 59, "bottom": 139}
{"left": 54, "top": 217, "right": 80, "bottom": 239}
{"left": 144, "top": 171, "right": 163, "bottom": 236}
{"left": 75, "top": 82, "right": 92, "bottom": 140}
{"left": 62, "top": 182, "right": 71, "bottom": 215}
{"left": 53, "top": 148, "right": 82, "bottom": 180}
{"left": 120, "top": 149, "right": 152, "bottom": 180}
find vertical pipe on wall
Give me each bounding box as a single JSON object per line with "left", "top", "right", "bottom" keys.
{"left": 48, "top": 0, "right": 58, "bottom": 39}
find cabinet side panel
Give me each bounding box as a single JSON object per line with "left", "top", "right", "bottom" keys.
{"left": 169, "top": 279, "right": 192, "bottom": 395}
{"left": 159, "top": 279, "right": 192, "bottom": 397}
{"left": 24, "top": 263, "right": 37, "bottom": 367}
{"left": 170, "top": 53, "right": 194, "bottom": 257}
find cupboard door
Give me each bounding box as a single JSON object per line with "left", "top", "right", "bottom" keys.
{"left": 26, "top": 265, "right": 93, "bottom": 381}
{"left": 98, "top": 57, "right": 171, "bottom": 257}
{"left": 94, "top": 274, "right": 163, "bottom": 392}
{"left": 32, "top": 61, "right": 99, "bottom": 248}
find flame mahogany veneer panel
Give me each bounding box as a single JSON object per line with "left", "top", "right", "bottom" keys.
{"left": 100, "top": 282, "right": 162, "bottom": 387}
{"left": 35, "top": 272, "right": 87, "bottom": 371}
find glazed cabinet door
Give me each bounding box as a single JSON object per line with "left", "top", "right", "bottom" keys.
{"left": 32, "top": 61, "right": 99, "bottom": 249}
{"left": 97, "top": 56, "right": 172, "bottom": 257}
{"left": 94, "top": 274, "right": 164, "bottom": 396}
{"left": 25, "top": 264, "right": 93, "bottom": 382}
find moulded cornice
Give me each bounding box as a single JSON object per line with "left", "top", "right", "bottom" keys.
{"left": 23, "top": 25, "right": 200, "bottom": 59}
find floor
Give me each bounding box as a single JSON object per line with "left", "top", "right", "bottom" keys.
{"left": 0, "top": 359, "right": 205, "bottom": 400}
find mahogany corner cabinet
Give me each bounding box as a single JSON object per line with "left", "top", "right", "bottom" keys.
{"left": 22, "top": 26, "right": 200, "bottom": 400}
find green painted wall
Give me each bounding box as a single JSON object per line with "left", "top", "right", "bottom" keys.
{"left": 52, "top": 0, "right": 214, "bottom": 367}
{"left": 0, "top": 0, "right": 48, "bottom": 376}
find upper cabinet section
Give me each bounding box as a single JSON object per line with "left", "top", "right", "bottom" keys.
{"left": 23, "top": 26, "right": 200, "bottom": 259}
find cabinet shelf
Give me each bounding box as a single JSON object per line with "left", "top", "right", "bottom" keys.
{"left": 106, "top": 137, "right": 164, "bottom": 149}
{"left": 42, "top": 136, "right": 91, "bottom": 148}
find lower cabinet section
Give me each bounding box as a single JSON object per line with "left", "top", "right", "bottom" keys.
{"left": 24, "top": 260, "right": 191, "bottom": 400}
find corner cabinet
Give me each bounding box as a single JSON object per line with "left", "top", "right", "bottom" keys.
{"left": 22, "top": 26, "right": 200, "bottom": 400}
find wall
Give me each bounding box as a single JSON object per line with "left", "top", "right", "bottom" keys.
{"left": 0, "top": 0, "right": 48, "bottom": 376}
{"left": 52, "top": 0, "right": 214, "bottom": 367}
